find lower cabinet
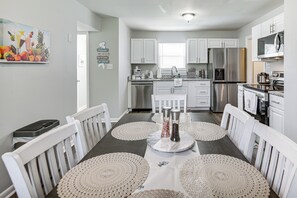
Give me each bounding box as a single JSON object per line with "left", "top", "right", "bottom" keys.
{"left": 188, "top": 81, "right": 210, "bottom": 108}
{"left": 237, "top": 85, "right": 244, "bottom": 110}
{"left": 153, "top": 80, "right": 210, "bottom": 109}
{"left": 269, "top": 94, "right": 284, "bottom": 133}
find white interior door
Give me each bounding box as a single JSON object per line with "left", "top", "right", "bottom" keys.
{"left": 77, "top": 33, "right": 88, "bottom": 112}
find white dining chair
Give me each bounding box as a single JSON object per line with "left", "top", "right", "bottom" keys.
{"left": 66, "top": 103, "right": 111, "bottom": 154}
{"left": 151, "top": 94, "right": 187, "bottom": 113}
{"left": 220, "top": 104, "right": 255, "bottom": 161}
{"left": 245, "top": 121, "right": 297, "bottom": 198}
{"left": 1, "top": 120, "right": 86, "bottom": 198}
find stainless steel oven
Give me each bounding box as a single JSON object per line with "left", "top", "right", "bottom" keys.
{"left": 242, "top": 87, "right": 269, "bottom": 125}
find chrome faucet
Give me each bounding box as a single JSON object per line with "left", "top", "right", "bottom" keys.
{"left": 171, "top": 66, "right": 178, "bottom": 78}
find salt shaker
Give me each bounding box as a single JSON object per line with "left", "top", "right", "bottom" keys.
{"left": 161, "top": 106, "right": 171, "bottom": 138}
{"left": 170, "top": 109, "right": 180, "bottom": 142}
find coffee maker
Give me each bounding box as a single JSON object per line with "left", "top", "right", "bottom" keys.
{"left": 133, "top": 66, "right": 142, "bottom": 79}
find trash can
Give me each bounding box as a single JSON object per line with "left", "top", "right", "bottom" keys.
{"left": 13, "top": 119, "right": 60, "bottom": 149}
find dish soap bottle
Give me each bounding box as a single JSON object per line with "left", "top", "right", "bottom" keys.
{"left": 157, "top": 68, "right": 162, "bottom": 79}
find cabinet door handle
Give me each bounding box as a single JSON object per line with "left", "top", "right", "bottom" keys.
{"left": 200, "top": 83, "right": 206, "bottom": 86}
{"left": 200, "top": 91, "right": 207, "bottom": 93}
{"left": 271, "top": 100, "right": 280, "bottom": 105}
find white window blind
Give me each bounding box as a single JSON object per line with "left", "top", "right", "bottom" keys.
{"left": 158, "top": 43, "right": 186, "bottom": 69}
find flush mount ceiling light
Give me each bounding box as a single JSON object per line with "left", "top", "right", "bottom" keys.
{"left": 182, "top": 13, "right": 195, "bottom": 23}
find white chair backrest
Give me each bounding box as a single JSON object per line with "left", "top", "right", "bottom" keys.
{"left": 246, "top": 122, "right": 297, "bottom": 198}
{"left": 2, "top": 121, "right": 86, "bottom": 198}
{"left": 66, "top": 103, "right": 111, "bottom": 154}
{"left": 151, "top": 94, "right": 187, "bottom": 113}
{"left": 220, "top": 104, "right": 255, "bottom": 161}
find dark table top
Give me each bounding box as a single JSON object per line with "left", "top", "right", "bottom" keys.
{"left": 47, "top": 112, "right": 277, "bottom": 198}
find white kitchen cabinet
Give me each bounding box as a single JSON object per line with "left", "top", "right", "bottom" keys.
{"left": 188, "top": 81, "right": 210, "bottom": 109}
{"left": 187, "top": 39, "right": 208, "bottom": 64}
{"left": 154, "top": 81, "right": 188, "bottom": 95}
{"left": 208, "top": 39, "right": 238, "bottom": 48}
{"left": 237, "top": 84, "right": 244, "bottom": 110}
{"left": 154, "top": 80, "right": 210, "bottom": 109}
{"left": 269, "top": 94, "right": 284, "bottom": 133}
{"left": 131, "top": 39, "right": 157, "bottom": 64}
{"left": 252, "top": 24, "right": 262, "bottom": 61}
{"left": 261, "top": 13, "right": 284, "bottom": 38}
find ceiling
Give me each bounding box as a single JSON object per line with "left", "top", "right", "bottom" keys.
{"left": 76, "top": 0, "right": 284, "bottom": 31}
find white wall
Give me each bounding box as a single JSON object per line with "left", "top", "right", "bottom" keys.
{"left": 237, "top": 5, "right": 284, "bottom": 47}
{"left": 284, "top": 1, "right": 297, "bottom": 143}
{"left": 118, "top": 19, "right": 131, "bottom": 115}
{"left": 0, "top": 0, "right": 101, "bottom": 193}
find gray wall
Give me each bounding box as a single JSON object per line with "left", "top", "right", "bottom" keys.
{"left": 0, "top": 0, "right": 101, "bottom": 193}
{"left": 89, "top": 17, "right": 131, "bottom": 118}
{"left": 89, "top": 17, "right": 120, "bottom": 117}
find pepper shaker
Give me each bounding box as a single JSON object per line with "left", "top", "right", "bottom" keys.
{"left": 161, "top": 106, "right": 171, "bottom": 138}
{"left": 170, "top": 109, "right": 180, "bottom": 142}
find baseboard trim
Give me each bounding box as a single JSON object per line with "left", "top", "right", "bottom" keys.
{"left": 0, "top": 185, "right": 15, "bottom": 198}
{"left": 110, "top": 109, "right": 129, "bottom": 123}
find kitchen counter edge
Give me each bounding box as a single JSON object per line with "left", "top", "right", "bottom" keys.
{"left": 129, "top": 78, "right": 212, "bottom": 82}
{"left": 269, "top": 91, "right": 284, "bottom": 98}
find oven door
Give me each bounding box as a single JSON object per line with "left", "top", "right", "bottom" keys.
{"left": 243, "top": 89, "right": 269, "bottom": 125}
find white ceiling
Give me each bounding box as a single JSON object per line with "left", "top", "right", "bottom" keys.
{"left": 76, "top": 0, "right": 284, "bottom": 31}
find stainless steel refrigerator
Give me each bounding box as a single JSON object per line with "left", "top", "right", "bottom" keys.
{"left": 208, "top": 48, "right": 246, "bottom": 112}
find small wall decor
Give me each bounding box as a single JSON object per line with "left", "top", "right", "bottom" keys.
{"left": 97, "top": 41, "right": 112, "bottom": 69}
{"left": 0, "top": 18, "right": 50, "bottom": 63}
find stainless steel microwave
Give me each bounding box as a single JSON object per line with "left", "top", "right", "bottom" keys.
{"left": 258, "top": 31, "right": 284, "bottom": 60}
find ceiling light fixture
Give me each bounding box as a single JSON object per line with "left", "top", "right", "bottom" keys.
{"left": 182, "top": 13, "right": 195, "bottom": 23}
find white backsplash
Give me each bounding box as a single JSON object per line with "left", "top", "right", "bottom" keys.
{"left": 265, "top": 60, "right": 284, "bottom": 75}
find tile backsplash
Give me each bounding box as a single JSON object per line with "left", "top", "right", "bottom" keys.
{"left": 131, "top": 64, "right": 208, "bottom": 77}
{"left": 265, "top": 60, "right": 284, "bottom": 75}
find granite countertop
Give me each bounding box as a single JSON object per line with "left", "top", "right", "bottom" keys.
{"left": 268, "top": 91, "right": 284, "bottom": 97}
{"left": 130, "top": 77, "right": 211, "bottom": 82}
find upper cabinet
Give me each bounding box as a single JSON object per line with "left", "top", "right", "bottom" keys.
{"left": 131, "top": 39, "right": 157, "bottom": 64}
{"left": 252, "top": 24, "right": 262, "bottom": 61}
{"left": 251, "top": 13, "right": 284, "bottom": 61}
{"left": 208, "top": 39, "right": 238, "bottom": 48}
{"left": 261, "top": 13, "right": 284, "bottom": 38}
{"left": 187, "top": 39, "right": 208, "bottom": 64}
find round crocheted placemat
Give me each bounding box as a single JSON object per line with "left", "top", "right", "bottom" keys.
{"left": 179, "top": 154, "right": 270, "bottom": 198}
{"left": 57, "top": 152, "right": 150, "bottom": 198}
{"left": 180, "top": 122, "right": 227, "bottom": 141}
{"left": 151, "top": 113, "right": 191, "bottom": 124}
{"left": 111, "top": 122, "right": 160, "bottom": 141}
{"left": 129, "top": 189, "right": 188, "bottom": 198}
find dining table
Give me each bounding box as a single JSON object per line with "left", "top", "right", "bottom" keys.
{"left": 47, "top": 112, "right": 278, "bottom": 198}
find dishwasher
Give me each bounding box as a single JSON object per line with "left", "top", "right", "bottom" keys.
{"left": 131, "top": 81, "right": 153, "bottom": 110}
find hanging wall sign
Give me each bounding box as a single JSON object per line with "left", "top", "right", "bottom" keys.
{"left": 0, "top": 18, "right": 50, "bottom": 64}
{"left": 97, "top": 42, "right": 110, "bottom": 64}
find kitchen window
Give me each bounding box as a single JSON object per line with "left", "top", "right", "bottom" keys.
{"left": 158, "top": 43, "right": 186, "bottom": 69}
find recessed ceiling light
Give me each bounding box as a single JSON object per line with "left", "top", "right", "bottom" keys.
{"left": 182, "top": 13, "right": 195, "bottom": 23}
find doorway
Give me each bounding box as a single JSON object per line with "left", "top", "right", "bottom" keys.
{"left": 77, "top": 32, "right": 89, "bottom": 112}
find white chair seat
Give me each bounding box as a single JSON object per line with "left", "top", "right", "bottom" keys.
{"left": 246, "top": 122, "right": 297, "bottom": 198}
{"left": 151, "top": 94, "right": 187, "bottom": 113}
{"left": 2, "top": 121, "right": 86, "bottom": 198}
{"left": 66, "top": 103, "right": 111, "bottom": 155}
{"left": 220, "top": 104, "right": 255, "bottom": 161}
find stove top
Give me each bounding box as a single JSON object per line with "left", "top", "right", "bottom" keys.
{"left": 243, "top": 84, "right": 284, "bottom": 93}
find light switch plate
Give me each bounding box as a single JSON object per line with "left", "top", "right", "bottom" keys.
{"left": 106, "top": 64, "right": 113, "bottom": 69}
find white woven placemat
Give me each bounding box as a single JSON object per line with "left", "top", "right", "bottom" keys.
{"left": 57, "top": 152, "right": 150, "bottom": 198}
{"left": 180, "top": 122, "right": 227, "bottom": 141}
{"left": 129, "top": 189, "right": 188, "bottom": 198}
{"left": 179, "top": 154, "right": 270, "bottom": 198}
{"left": 152, "top": 113, "right": 191, "bottom": 124}
{"left": 111, "top": 122, "right": 160, "bottom": 141}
